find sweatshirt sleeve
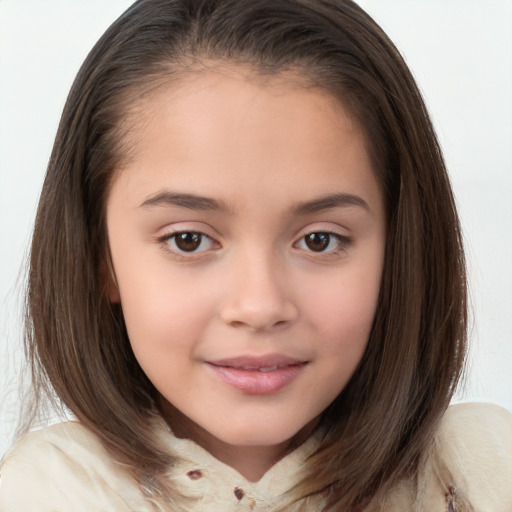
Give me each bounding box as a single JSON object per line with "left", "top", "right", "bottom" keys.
{"left": 0, "top": 422, "right": 154, "bottom": 512}
{"left": 438, "top": 402, "right": 512, "bottom": 512}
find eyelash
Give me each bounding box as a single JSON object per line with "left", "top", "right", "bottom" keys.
{"left": 158, "top": 229, "right": 351, "bottom": 260}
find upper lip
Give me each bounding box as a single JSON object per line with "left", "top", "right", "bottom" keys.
{"left": 207, "top": 354, "right": 308, "bottom": 370}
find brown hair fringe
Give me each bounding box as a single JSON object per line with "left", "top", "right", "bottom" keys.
{"left": 22, "top": 0, "right": 467, "bottom": 510}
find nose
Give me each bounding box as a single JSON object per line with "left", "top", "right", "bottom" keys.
{"left": 219, "top": 251, "right": 298, "bottom": 332}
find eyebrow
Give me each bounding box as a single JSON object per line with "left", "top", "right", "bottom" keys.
{"left": 140, "top": 191, "right": 233, "bottom": 213}
{"left": 292, "top": 193, "right": 370, "bottom": 215}
{"left": 140, "top": 190, "right": 370, "bottom": 215}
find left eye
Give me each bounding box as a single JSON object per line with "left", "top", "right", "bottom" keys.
{"left": 166, "top": 232, "right": 215, "bottom": 253}
{"left": 296, "top": 232, "right": 347, "bottom": 253}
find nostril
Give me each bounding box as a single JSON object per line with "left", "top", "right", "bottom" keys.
{"left": 227, "top": 317, "right": 290, "bottom": 331}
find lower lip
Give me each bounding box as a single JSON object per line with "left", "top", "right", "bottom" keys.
{"left": 206, "top": 363, "right": 306, "bottom": 395}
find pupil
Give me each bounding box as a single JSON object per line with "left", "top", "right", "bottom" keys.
{"left": 175, "top": 233, "right": 201, "bottom": 251}
{"left": 305, "top": 233, "right": 330, "bottom": 252}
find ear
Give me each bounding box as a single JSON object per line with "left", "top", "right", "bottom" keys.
{"left": 100, "top": 252, "right": 121, "bottom": 304}
{"left": 107, "top": 272, "right": 121, "bottom": 304}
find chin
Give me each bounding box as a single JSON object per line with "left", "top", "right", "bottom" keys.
{"left": 211, "top": 417, "right": 315, "bottom": 449}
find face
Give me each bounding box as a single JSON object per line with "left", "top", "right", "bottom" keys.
{"left": 106, "top": 69, "right": 386, "bottom": 458}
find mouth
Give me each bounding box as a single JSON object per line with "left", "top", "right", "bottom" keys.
{"left": 208, "top": 355, "right": 308, "bottom": 371}
{"left": 205, "top": 355, "right": 308, "bottom": 394}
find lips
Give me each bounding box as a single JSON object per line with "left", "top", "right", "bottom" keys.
{"left": 206, "top": 355, "right": 307, "bottom": 394}
{"left": 210, "top": 354, "right": 305, "bottom": 370}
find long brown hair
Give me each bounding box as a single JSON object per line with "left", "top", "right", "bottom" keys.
{"left": 23, "top": 0, "right": 467, "bottom": 509}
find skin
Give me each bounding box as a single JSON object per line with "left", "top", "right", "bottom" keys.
{"left": 106, "top": 67, "right": 386, "bottom": 481}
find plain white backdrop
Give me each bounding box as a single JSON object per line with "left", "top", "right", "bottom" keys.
{"left": 1, "top": 1, "right": 511, "bottom": 459}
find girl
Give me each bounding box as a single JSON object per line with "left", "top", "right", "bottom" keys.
{"left": 1, "top": 0, "right": 511, "bottom": 510}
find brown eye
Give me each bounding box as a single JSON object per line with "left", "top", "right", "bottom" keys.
{"left": 304, "top": 233, "right": 331, "bottom": 252}
{"left": 175, "top": 232, "right": 201, "bottom": 251}
{"left": 170, "top": 232, "right": 212, "bottom": 252}
{"left": 296, "top": 231, "right": 349, "bottom": 254}
{"left": 160, "top": 230, "right": 218, "bottom": 257}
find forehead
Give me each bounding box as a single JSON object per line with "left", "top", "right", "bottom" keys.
{"left": 121, "top": 65, "right": 363, "bottom": 154}
{"left": 109, "top": 67, "right": 382, "bottom": 216}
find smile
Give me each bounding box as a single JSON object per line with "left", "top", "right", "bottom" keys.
{"left": 206, "top": 355, "right": 308, "bottom": 395}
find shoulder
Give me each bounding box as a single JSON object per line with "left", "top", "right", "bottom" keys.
{"left": 0, "top": 422, "right": 153, "bottom": 511}
{"left": 2, "top": 421, "right": 106, "bottom": 461}
{"left": 439, "top": 402, "right": 512, "bottom": 440}
{"left": 436, "top": 402, "right": 512, "bottom": 511}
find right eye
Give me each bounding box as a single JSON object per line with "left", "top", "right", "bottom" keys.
{"left": 163, "top": 231, "right": 217, "bottom": 254}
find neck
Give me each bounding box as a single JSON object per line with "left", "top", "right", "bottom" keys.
{"left": 194, "top": 436, "right": 292, "bottom": 482}
{"left": 159, "top": 400, "right": 316, "bottom": 482}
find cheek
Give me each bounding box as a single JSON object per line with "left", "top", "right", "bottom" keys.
{"left": 121, "top": 283, "right": 212, "bottom": 347}
{"left": 305, "top": 263, "right": 381, "bottom": 335}
{"left": 119, "top": 284, "right": 208, "bottom": 389}
{"left": 113, "top": 259, "right": 216, "bottom": 358}
{"left": 311, "top": 289, "right": 378, "bottom": 398}
{"left": 319, "top": 290, "right": 376, "bottom": 363}
{"left": 299, "top": 258, "right": 382, "bottom": 386}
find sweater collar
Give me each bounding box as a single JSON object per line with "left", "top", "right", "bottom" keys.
{"left": 153, "top": 417, "right": 323, "bottom": 510}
